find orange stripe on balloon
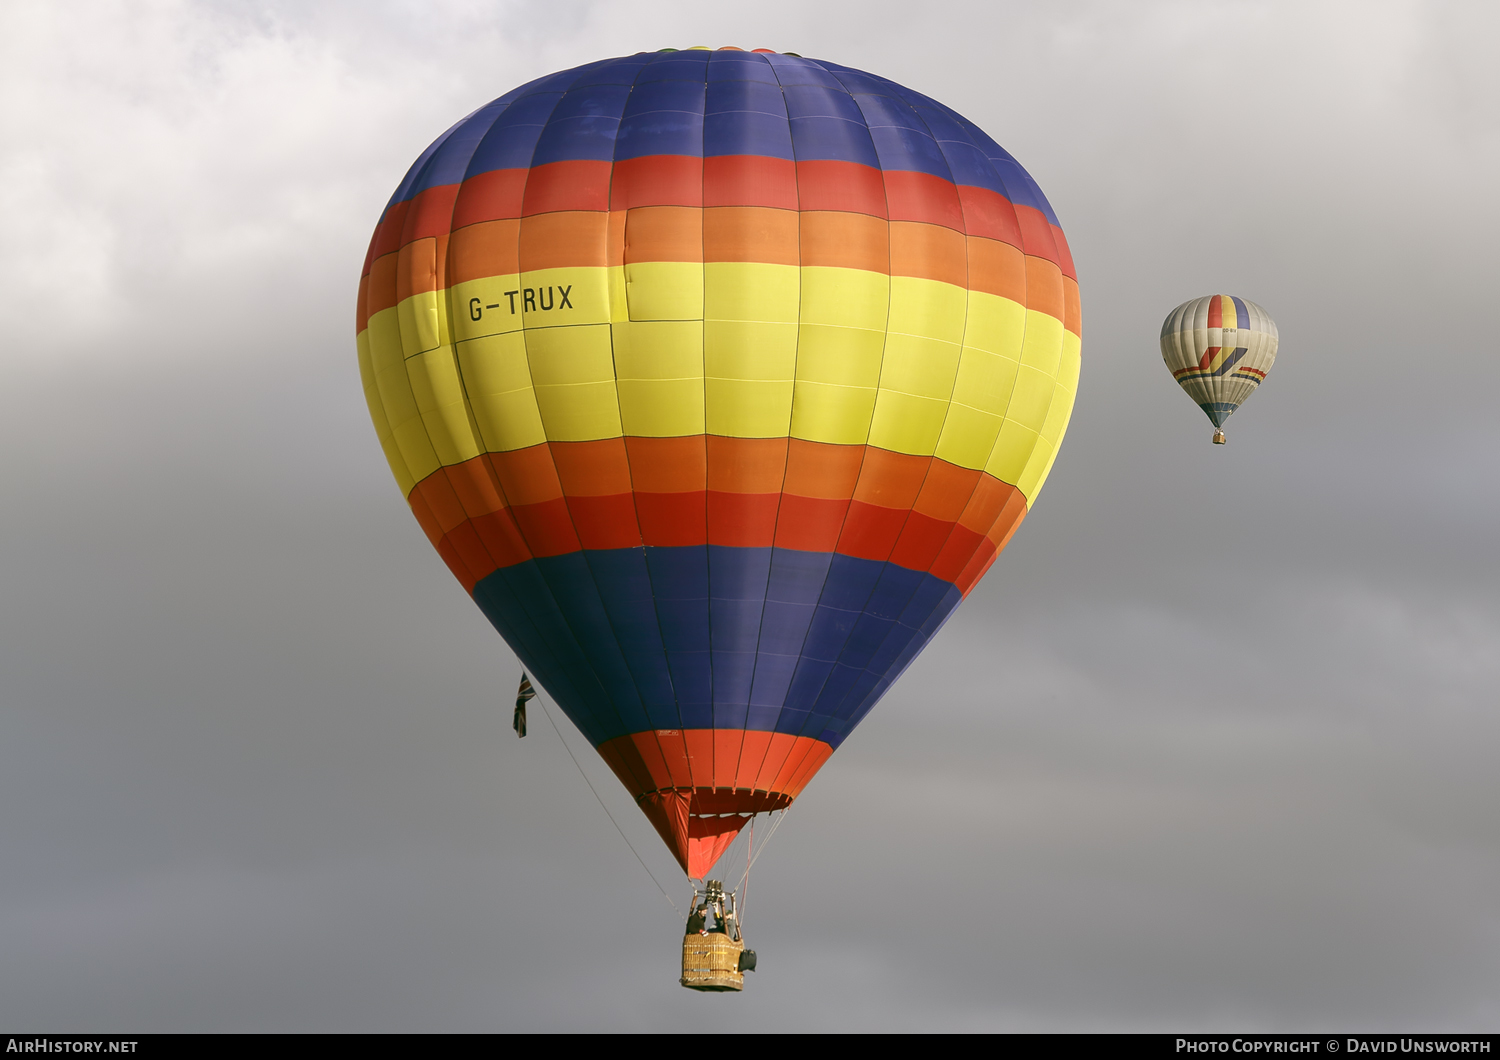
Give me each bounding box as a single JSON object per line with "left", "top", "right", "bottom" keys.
{"left": 889, "top": 220, "right": 967, "bottom": 288}
{"left": 354, "top": 272, "right": 371, "bottom": 334}
{"left": 851, "top": 447, "right": 931, "bottom": 510}
{"left": 957, "top": 473, "right": 1018, "bottom": 536}
{"left": 1063, "top": 276, "right": 1081, "bottom": 335}
{"left": 913, "top": 459, "right": 984, "bottom": 523}
{"left": 519, "top": 210, "right": 611, "bottom": 271}
{"left": 448, "top": 219, "right": 520, "bottom": 287}
{"left": 703, "top": 206, "right": 800, "bottom": 264}
{"left": 549, "top": 437, "right": 633, "bottom": 495}
{"left": 487, "top": 445, "right": 564, "bottom": 506}
{"left": 1024, "top": 255, "right": 1065, "bottom": 324}
{"left": 799, "top": 211, "right": 887, "bottom": 272}
{"left": 623, "top": 436, "right": 706, "bottom": 493}
{"left": 395, "top": 235, "right": 447, "bottom": 301}
{"left": 407, "top": 442, "right": 1030, "bottom": 590}
{"left": 782, "top": 438, "right": 865, "bottom": 499}
{"left": 362, "top": 252, "right": 399, "bottom": 322}
{"left": 965, "top": 236, "right": 1026, "bottom": 304}
{"left": 705, "top": 435, "right": 788, "bottom": 493}
{"left": 371, "top": 164, "right": 1074, "bottom": 284}
{"left": 622, "top": 206, "right": 702, "bottom": 263}
{"left": 953, "top": 486, "right": 1028, "bottom": 595}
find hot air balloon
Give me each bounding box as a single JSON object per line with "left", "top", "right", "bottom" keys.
{"left": 1160, "top": 295, "right": 1277, "bottom": 443}
{"left": 356, "top": 47, "right": 1081, "bottom": 914}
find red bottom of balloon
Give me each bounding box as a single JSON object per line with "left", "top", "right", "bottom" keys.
{"left": 597, "top": 731, "right": 831, "bottom": 877}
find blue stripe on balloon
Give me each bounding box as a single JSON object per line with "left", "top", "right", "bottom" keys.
{"left": 706, "top": 53, "right": 780, "bottom": 84}
{"left": 705, "top": 79, "right": 786, "bottom": 117}
{"left": 764, "top": 53, "right": 845, "bottom": 89}
{"left": 460, "top": 93, "right": 565, "bottom": 176}
{"left": 530, "top": 114, "right": 624, "bottom": 166}
{"left": 849, "top": 90, "right": 929, "bottom": 133}
{"left": 386, "top": 97, "right": 512, "bottom": 209}
{"left": 471, "top": 545, "right": 961, "bottom": 749}
{"left": 581, "top": 548, "right": 678, "bottom": 728}
{"left": 820, "top": 63, "right": 903, "bottom": 98}
{"left": 703, "top": 110, "right": 795, "bottom": 159}
{"left": 868, "top": 125, "right": 953, "bottom": 181}
{"left": 388, "top": 51, "right": 1063, "bottom": 230}
{"left": 630, "top": 79, "right": 708, "bottom": 115}
{"left": 634, "top": 54, "right": 711, "bottom": 83}
{"left": 782, "top": 83, "right": 865, "bottom": 122}
{"left": 826, "top": 581, "right": 962, "bottom": 743}
{"left": 789, "top": 115, "right": 881, "bottom": 167}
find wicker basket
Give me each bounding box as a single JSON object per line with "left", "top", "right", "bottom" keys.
{"left": 680, "top": 932, "right": 744, "bottom": 992}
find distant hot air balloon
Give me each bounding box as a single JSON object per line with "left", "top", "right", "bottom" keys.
{"left": 1160, "top": 294, "right": 1278, "bottom": 443}
{"left": 356, "top": 48, "right": 1081, "bottom": 896}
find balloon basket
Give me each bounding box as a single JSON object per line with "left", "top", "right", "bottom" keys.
{"left": 680, "top": 879, "right": 753, "bottom": 992}
{"left": 1212, "top": 430, "right": 1227, "bottom": 445}
{"left": 680, "top": 932, "right": 745, "bottom": 992}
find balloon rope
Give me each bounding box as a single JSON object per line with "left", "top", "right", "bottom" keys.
{"left": 735, "top": 807, "right": 790, "bottom": 925}
{"left": 535, "top": 696, "right": 682, "bottom": 919}
{"left": 738, "top": 817, "right": 753, "bottom": 926}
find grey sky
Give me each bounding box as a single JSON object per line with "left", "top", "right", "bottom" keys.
{"left": 1, "top": 0, "right": 1497, "bottom": 1031}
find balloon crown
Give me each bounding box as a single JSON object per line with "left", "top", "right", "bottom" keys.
{"left": 651, "top": 46, "right": 801, "bottom": 55}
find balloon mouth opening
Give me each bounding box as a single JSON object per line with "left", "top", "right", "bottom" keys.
{"left": 1212, "top": 430, "right": 1227, "bottom": 445}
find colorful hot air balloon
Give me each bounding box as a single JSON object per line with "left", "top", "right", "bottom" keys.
{"left": 356, "top": 47, "right": 1081, "bottom": 880}
{"left": 1160, "top": 294, "right": 1277, "bottom": 443}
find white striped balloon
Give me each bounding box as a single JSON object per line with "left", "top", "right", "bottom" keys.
{"left": 1160, "top": 295, "right": 1278, "bottom": 443}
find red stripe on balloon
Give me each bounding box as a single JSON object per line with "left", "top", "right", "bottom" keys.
{"left": 611, "top": 155, "right": 703, "bottom": 210}
{"left": 404, "top": 441, "right": 1029, "bottom": 592}
{"left": 883, "top": 170, "right": 965, "bottom": 232}
{"left": 703, "top": 155, "right": 799, "bottom": 210}
{"left": 794, "top": 160, "right": 888, "bottom": 216}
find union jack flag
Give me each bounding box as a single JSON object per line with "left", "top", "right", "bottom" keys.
{"left": 513, "top": 674, "right": 536, "bottom": 738}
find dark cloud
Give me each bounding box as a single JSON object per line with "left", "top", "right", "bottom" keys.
{"left": 1, "top": 0, "right": 1496, "bottom": 1030}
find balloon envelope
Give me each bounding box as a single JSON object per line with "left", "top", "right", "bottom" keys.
{"left": 356, "top": 48, "right": 1082, "bottom": 877}
{"left": 1160, "top": 294, "right": 1278, "bottom": 430}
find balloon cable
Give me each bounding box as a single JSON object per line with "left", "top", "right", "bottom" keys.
{"left": 737, "top": 816, "right": 753, "bottom": 926}
{"left": 534, "top": 696, "right": 683, "bottom": 919}
{"left": 736, "top": 806, "right": 790, "bottom": 926}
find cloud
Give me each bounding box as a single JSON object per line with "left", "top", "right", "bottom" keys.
{"left": 0, "top": 0, "right": 1496, "bottom": 1031}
